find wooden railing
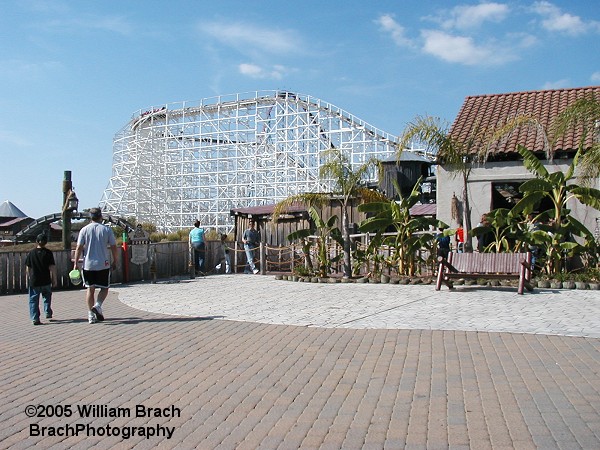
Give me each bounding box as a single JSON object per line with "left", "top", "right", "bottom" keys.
{"left": 0, "top": 241, "right": 197, "bottom": 295}
{"left": 2, "top": 234, "right": 439, "bottom": 294}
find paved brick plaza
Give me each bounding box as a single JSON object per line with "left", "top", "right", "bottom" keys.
{"left": 1, "top": 276, "right": 599, "bottom": 449}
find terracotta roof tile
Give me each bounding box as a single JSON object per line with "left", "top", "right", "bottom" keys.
{"left": 450, "top": 86, "right": 600, "bottom": 156}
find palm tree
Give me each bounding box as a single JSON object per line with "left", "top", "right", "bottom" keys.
{"left": 551, "top": 95, "right": 600, "bottom": 183}
{"left": 273, "top": 148, "right": 385, "bottom": 278}
{"left": 398, "top": 116, "right": 490, "bottom": 251}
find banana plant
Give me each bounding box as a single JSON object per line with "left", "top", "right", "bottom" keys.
{"left": 470, "top": 208, "right": 521, "bottom": 253}
{"left": 287, "top": 206, "right": 343, "bottom": 277}
{"left": 510, "top": 144, "right": 600, "bottom": 275}
{"left": 274, "top": 148, "right": 385, "bottom": 278}
{"left": 352, "top": 231, "right": 386, "bottom": 278}
{"left": 358, "top": 178, "right": 442, "bottom": 276}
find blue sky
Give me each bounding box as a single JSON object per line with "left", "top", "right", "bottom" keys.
{"left": 1, "top": 0, "right": 599, "bottom": 219}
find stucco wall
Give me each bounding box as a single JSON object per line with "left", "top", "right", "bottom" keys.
{"left": 437, "top": 159, "right": 599, "bottom": 237}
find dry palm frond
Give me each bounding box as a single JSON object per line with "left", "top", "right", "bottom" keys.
{"left": 451, "top": 193, "right": 459, "bottom": 221}
{"left": 272, "top": 193, "right": 328, "bottom": 224}
{"left": 482, "top": 113, "right": 551, "bottom": 161}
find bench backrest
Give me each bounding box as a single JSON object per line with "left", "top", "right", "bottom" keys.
{"left": 448, "top": 252, "right": 530, "bottom": 274}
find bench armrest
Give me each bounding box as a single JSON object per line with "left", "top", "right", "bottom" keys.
{"left": 437, "top": 256, "right": 459, "bottom": 273}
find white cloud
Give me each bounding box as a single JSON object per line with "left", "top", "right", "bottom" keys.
{"left": 238, "top": 63, "right": 293, "bottom": 80}
{"left": 541, "top": 79, "right": 571, "bottom": 89}
{"left": 379, "top": 4, "right": 594, "bottom": 68}
{"left": 591, "top": 72, "right": 600, "bottom": 83}
{"left": 531, "top": 1, "right": 596, "bottom": 36}
{"left": 200, "top": 21, "right": 302, "bottom": 55}
{"left": 440, "top": 2, "right": 510, "bottom": 30}
{"left": 239, "top": 63, "right": 264, "bottom": 78}
{"left": 421, "top": 30, "right": 514, "bottom": 66}
{"left": 376, "top": 14, "right": 414, "bottom": 47}
{"left": 509, "top": 32, "right": 538, "bottom": 49}
{"left": 379, "top": 8, "right": 527, "bottom": 67}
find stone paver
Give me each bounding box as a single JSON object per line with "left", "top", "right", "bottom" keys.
{"left": 118, "top": 275, "right": 600, "bottom": 337}
{"left": 0, "top": 275, "right": 599, "bottom": 449}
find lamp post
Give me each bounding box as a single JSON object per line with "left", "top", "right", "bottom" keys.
{"left": 62, "top": 171, "right": 79, "bottom": 251}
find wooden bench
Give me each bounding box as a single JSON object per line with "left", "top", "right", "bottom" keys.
{"left": 435, "top": 252, "right": 533, "bottom": 294}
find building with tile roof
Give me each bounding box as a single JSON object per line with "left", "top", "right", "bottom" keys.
{"left": 437, "top": 85, "right": 600, "bottom": 238}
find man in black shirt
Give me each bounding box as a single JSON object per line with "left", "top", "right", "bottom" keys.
{"left": 25, "top": 233, "right": 57, "bottom": 325}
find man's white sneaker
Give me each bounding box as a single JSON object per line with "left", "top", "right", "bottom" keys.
{"left": 92, "top": 304, "right": 104, "bottom": 322}
{"left": 253, "top": 268, "right": 259, "bottom": 274}
{"left": 88, "top": 312, "right": 97, "bottom": 324}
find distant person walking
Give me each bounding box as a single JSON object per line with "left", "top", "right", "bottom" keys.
{"left": 73, "top": 208, "right": 118, "bottom": 324}
{"left": 25, "top": 233, "right": 57, "bottom": 325}
{"left": 189, "top": 220, "right": 206, "bottom": 275}
{"left": 215, "top": 233, "right": 231, "bottom": 274}
{"left": 243, "top": 220, "right": 260, "bottom": 274}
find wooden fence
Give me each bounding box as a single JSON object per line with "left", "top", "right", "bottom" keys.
{"left": 1, "top": 241, "right": 196, "bottom": 295}
{"left": 2, "top": 235, "right": 437, "bottom": 295}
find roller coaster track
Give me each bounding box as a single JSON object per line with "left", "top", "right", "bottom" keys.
{"left": 100, "top": 91, "right": 410, "bottom": 234}
{"left": 15, "top": 212, "right": 135, "bottom": 243}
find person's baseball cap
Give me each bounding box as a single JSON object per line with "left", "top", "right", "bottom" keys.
{"left": 90, "top": 208, "right": 102, "bottom": 219}
{"left": 36, "top": 233, "right": 48, "bottom": 243}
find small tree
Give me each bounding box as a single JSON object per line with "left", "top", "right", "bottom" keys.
{"left": 286, "top": 207, "right": 343, "bottom": 277}
{"left": 506, "top": 144, "right": 600, "bottom": 275}
{"left": 274, "top": 148, "right": 385, "bottom": 278}
{"left": 358, "top": 178, "right": 442, "bottom": 276}
{"left": 470, "top": 208, "right": 518, "bottom": 253}
{"left": 483, "top": 101, "right": 600, "bottom": 275}
{"left": 398, "top": 116, "right": 491, "bottom": 251}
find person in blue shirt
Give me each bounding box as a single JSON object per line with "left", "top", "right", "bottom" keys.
{"left": 436, "top": 228, "right": 451, "bottom": 259}
{"left": 189, "top": 220, "right": 206, "bottom": 274}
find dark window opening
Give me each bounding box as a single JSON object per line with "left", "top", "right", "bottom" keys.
{"left": 491, "top": 181, "right": 553, "bottom": 213}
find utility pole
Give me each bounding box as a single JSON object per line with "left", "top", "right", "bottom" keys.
{"left": 61, "top": 171, "right": 81, "bottom": 251}
{"left": 62, "top": 171, "right": 72, "bottom": 251}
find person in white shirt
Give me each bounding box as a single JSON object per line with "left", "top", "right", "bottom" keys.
{"left": 73, "top": 208, "right": 118, "bottom": 324}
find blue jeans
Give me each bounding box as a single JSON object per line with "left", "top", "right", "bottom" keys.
{"left": 193, "top": 242, "right": 206, "bottom": 272}
{"left": 244, "top": 244, "right": 257, "bottom": 272}
{"left": 29, "top": 284, "right": 52, "bottom": 322}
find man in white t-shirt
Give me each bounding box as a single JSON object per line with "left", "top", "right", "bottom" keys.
{"left": 73, "top": 208, "right": 118, "bottom": 323}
